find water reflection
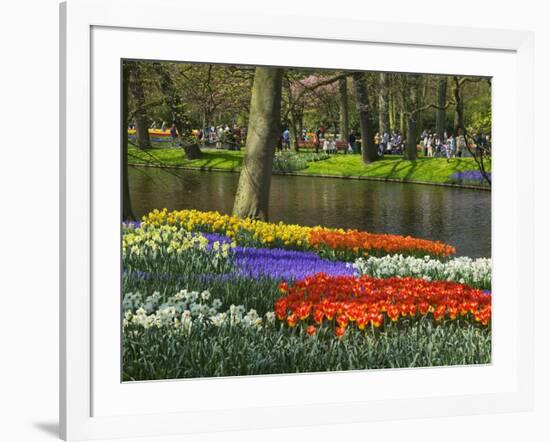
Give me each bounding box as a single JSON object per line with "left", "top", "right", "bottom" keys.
{"left": 129, "top": 167, "right": 491, "bottom": 258}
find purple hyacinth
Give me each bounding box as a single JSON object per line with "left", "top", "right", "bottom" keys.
{"left": 202, "top": 232, "right": 233, "bottom": 244}
{"left": 449, "top": 170, "right": 491, "bottom": 184}
{"left": 232, "top": 246, "right": 354, "bottom": 280}
{"left": 202, "top": 232, "right": 353, "bottom": 280}
{"left": 123, "top": 220, "right": 142, "bottom": 229}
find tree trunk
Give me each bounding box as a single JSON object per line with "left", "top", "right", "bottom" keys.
{"left": 289, "top": 109, "right": 302, "bottom": 152}
{"left": 122, "top": 63, "right": 135, "bottom": 221}
{"left": 338, "top": 76, "right": 349, "bottom": 142}
{"left": 453, "top": 76, "right": 464, "bottom": 135}
{"left": 182, "top": 143, "right": 202, "bottom": 159}
{"left": 399, "top": 111, "right": 406, "bottom": 136}
{"left": 405, "top": 113, "right": 418, "bottom": 161}
{"left": 417, "top": 79, "right": 428, "bottom": 133}
{"left": 352, "top": 72, "right": 378, "bottom": 164}
{"left": 399, "top": 81, "right": 406, "bottom": 135}
{"left": 290, "top": 119, "right": 300, "bottom": 152}
{"left": 404, "top": 74, "right": 421, "bottom": 161}
{"left": 128, "top": 64, "right": 151, "bottom": 150}
{"left": 388, "top": 76, "right": 396, "bottom": 131}
{"left": 134, "top": 116, "right": 150, "bottom": 150}
{"left": 378, "top": 72, "right": 390, "bottom": 135}
{"left": 436, "top": 76, "right": 447, "bottom": 140}
{"left": 232, "top": 67, "right": 283, "bottom": 221}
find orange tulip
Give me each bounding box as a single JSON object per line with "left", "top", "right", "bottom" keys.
{"left": 274, "top": 273, "right": 491, "bottom": 338}
{"left": 287, "top": 313, "right": 298, "bottom": 327}
{"left": 335, "top": 326, "right": 346, "bottom": 338}
{"left": 306, "top": 325, "right": 317, "bottom": 336}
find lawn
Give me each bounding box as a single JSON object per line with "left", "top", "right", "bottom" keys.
{"left": 128, "top": 144, "right": 243, "bottom": 170}
{"left": 302, "top": 154, "right": 490, "bottom": 184}
{"left": 128, "top": 143, "right": 490, "bottom": 186}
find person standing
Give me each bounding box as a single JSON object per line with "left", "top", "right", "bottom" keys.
{"left": 444, "top": 138, "right": 451, "bottom": 159}
{"left": 170, "top": 123, "right": 178, "bottom": 148}
{"left": 348, "top": 131, "right": 357, "bottom": 154}
{"left": 282, "top": 128, "right": 291, "bottom": 150}
{"left": 315, "top": 127, "right": 322, "bottom": 154}
{"left": 448, "top": 134, "right": 456, "bottom": 158}
{"left": 396, "top": 132, "right": 403, "bottom": 154}
{"left": 277, "top": 133, "right": 283, "bottom": 152}
{"left": 382, "top": 131, "right": 389, "bottom": 154}
{"left": 216, "top": 126, "right": 225, "bottom": 149}
{"left": 426, "top": 135, "right": 433, "bottom": 157}
{"left": 422, "top": 132, "right": 430, "bottom": 157}
{"left": 434, "top": 135, "right": 442, "bottom": 157}
{"left": 322, "top": 137, "right": 329, "bottom": 154}
{"left": 456, "top": 132, "right": 466, "bottom": 157}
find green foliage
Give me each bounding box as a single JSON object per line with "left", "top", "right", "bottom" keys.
{"left": 272, "top": 151, "right": 330, "bottom": 173}
{"left": 123, "top": 318, "right": 491, "bottom": 380}
{"left": 465, "top": 95, "right": 492, "bottom": 133}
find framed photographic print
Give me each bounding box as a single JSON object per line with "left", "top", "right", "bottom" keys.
{"left": 60, "top": 0, "right": 534, "bottom": 440}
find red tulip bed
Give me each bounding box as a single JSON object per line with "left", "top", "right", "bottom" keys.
{"left": 275, "top": 273, "right": 491, "bottom": 338}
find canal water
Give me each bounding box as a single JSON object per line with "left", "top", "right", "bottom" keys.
{"left": 128, "top": 167, "right": 491, "bottom": 258}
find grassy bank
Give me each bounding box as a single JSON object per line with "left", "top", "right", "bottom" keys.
{"left": 128, "top": 145, "right": 243, "bottom": 170}
{"left": 128, "top": 145, "right": 491, "bottom": 186}
{"left": 301, "top": 154, "right": 489, "bottom": 184}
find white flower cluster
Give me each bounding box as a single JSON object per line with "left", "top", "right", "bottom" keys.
{"left": 122, "top": 224, "right": 232, "bottom": 258}
{"left": 351, "top": 255, "right": 491, "bottom": 289}
{"left": 123, "top": 289, "right": 274, "bottom": 333}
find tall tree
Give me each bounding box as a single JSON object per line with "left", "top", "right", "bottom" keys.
{"left": 388, "top": 74, "right": 396, "bottom": 131}
{"left": 232, "top": 67, "right": 283, "bottom": 220}
{"left": 154, "top": 64, "right": 202, "bottom": 159}
{"left": 378, "top": 72, "right": 390, "bottom": 135}
{"left": 338, "top": 76, "right": 349, "bottom": 142}
{"left": 122, "top": 63, "right": 135, "bottom": 221}
{"left": 404, "top": 74, "right": 422, "bottom": 161}
{"left": 436, "top": 76, "right": 448, "bottom": 139}
{"left": 452, "top": 76, "right": 464, "bottom": 135}
{"left": 284, "top": 77, "right": 302, "bottom": 152}
{"left": 128, "top": 63, "right": 151, "bottom": 150}
{"left": 352, "top": 72, "right": 378, "bottom": 164}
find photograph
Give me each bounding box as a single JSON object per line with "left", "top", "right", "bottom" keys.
{"left": 121, "top": 60, "right": 492, "bottom": 381}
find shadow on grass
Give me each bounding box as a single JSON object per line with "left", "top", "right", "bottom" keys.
{"left": 192, "top": 151, "right": 243, "bottom": 170}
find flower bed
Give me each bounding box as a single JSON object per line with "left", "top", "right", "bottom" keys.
{"left": 352, "top": 255, "right": 491, "bottom": 290}
{"left": 448, "top": 170, "right": 491, "bottom": 186}
{"left": 141, "top": 209, "right": 456, "bottom": 260}
{"left": 122, "top": 212, "right": 490, "bottom": 380}
{"left": 274, "top": 273, "right": 491, "bottom": 338}
{"left": 309, "top": 229, "right": 456, "bottom": 260}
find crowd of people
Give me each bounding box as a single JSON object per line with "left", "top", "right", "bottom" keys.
{"left": 196, "top": 124, "right": 247, "bottom": 150}
{"left": 374, "top": 130, "right": 405, "bottom": 157}
{"left": 418, "top": 129, "right": 491, "bottom": 158}
{"left": 138, "top": 119, "right": 491, "bottom": 159}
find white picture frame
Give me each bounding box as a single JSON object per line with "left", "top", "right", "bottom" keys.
{"left": 60, "top": 0, "right": 534, "bottom": 440}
